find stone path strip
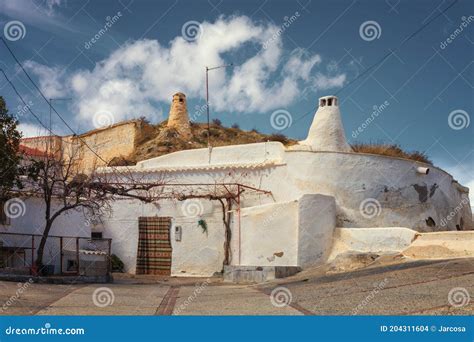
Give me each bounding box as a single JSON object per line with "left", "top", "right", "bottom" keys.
{"left": 155, "top": 286, "right": 180, "bottom": 315}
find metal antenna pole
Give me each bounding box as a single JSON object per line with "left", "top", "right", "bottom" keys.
{"left": 48, "top": 98, "right": 72, "bottom": 153}
{"left": 49, "top": 98, "right": 52, "bottom": 135}
{"left": 206, "top": 67, "right": 210, "bottom": 148}
{"left": 204, "top": 63, "right": 233, "bottom": 149}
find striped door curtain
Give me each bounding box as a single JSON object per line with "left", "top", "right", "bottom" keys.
{"left": 136, "top": 217, "right": 172, "bottom": 275}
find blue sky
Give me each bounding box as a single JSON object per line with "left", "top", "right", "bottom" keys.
{"left": 0, "top": 0, "right": 472, "bottom": 188}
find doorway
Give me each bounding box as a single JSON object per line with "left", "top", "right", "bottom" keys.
{"left": 136, "top": 217, "right": 172, "bottom": 275}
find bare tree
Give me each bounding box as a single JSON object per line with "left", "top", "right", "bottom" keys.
{"left": 21, "top": 142, "right": 107, "bottom": 271}
{"left": 21, "top": 140, "right": 169, "bottom": 273}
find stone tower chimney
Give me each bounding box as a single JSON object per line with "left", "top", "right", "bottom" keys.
{"left": 300, "top": 95, "right": 352, "bottom": 152}
{"left": 167, "top": 92, "right": 191, "bottom": 138}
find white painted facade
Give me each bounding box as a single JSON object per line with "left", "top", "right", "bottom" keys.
{"left": 94, "top": 95, "right": 471, "bottom": 276}
{"left": 4, "top": 96, "right": 472, "bottom": 277}
{"left": 0, "top": 197, "right": 93, "bottom": 274}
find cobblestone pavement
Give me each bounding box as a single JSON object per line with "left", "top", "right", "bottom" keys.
{"left": 0, "top": 258, "right": 472, "bottom": 315}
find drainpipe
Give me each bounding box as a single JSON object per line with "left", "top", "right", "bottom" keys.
{"left": 416, "top": 166, "right": 430, "bottom": 175}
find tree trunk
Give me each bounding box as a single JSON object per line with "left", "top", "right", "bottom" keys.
{"left": 220, "top": 198, "right": 232, "bottom": 267}
{"left": 35, "top": 220, "right": 53, "bottom": 272}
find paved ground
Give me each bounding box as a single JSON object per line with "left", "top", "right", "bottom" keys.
{"left": 0, "top": 258, "right": 472, "bottom": 315}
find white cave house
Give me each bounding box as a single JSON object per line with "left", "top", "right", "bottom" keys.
{"left": 94, "top": 95, "right": 472, "bottom": 277}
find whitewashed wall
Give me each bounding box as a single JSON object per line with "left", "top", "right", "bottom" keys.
{"left": 100, "top": 198, "right": 226, "bottom": 277}
{"left": 0, "top": 196, "right": 92, "bottom": 272}
{"left": 238, "top": 200, "right": 299, "bottom": 266}
{"left": 96, "top": 141, "right": 472, "bottom": 276}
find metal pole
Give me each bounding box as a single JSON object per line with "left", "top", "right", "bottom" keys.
{"left": 76, "top": 237, "right": 80, "bottom": 275}
{"left": 48, "top": 98, "right": 71, "bottom": 154}
{"left": 237, "top": 185, "right": 241, "bottom": 265}
{"left": 205, "top": 67, "right": 210, "bottom": 148}
{"left": 60, "top": 237, "right": 63, "bottom": 275}
{"left": 107, "top": 239, "right": 112, "bottom": 276}
{"left": 31, "top": 235, "right": 34, "bottom": 275}
{"left": 49, "top": 99, "right": 52, "bottom": 135}
{"left": 204, "top": 63, "right": 233, "bottom": 149}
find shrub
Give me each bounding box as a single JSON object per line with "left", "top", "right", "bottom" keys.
{"left": 351, "top": 143, "right": 432, "bottom": 165}
{"left": 267, "top": 133, "right": 289, "bottom": 144}
{"left": 231, "top": 123, "right": 240, "bottom": 129}
{"left": 110, "top": 254, "right": 125, "bottom": 273}
{"left": 212, "top": 118, "right": 222, "bottom": 126}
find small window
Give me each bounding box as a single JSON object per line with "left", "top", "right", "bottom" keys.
{"left": 320, "top": 99, "right": 326, "bottom": 107}
{"left": 333, "top": 98, "right": 338, "bottom": 106}
{"left": 91, "top": 232, "right": 103, "bottom": 239}
{"left": 179, "top": 98, "right": 184, "bottom": 103}
{"left": 425, "top": 217, "right": 436, "bottom": 227}
{"left": 327, "top": 98, "right": 333, "bottom": 106}
{"left": 0, "top": 201, "right": 11, "bottom": 225}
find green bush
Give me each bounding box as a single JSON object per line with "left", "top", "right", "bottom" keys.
{"left": 110, "top": 254, "right": 125, "bottom": 273}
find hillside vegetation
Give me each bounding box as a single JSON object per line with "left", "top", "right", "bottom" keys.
{"left": 351, "top": 143, "right": 432, "bottom": 165}
{"left": 109, "top": 120, "right": 297, "bottom": 166}
{"left": 108, "top": 120, "right": 432, "bottom": 166}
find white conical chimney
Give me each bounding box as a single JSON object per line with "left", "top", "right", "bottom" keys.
{"left": 300, "top": 95, "right": 352, "bottom": 152}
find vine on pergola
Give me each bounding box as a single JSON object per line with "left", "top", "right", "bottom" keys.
{"left": 95, "top": 171, "right": 272, "bottom": 269}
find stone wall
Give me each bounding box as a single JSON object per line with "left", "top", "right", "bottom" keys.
{"left": 20, "top": 120, "right": 147, "bottom": 174}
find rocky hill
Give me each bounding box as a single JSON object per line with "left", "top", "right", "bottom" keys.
{"left": 108, "top": 119, "right": 297, "bottom": 166}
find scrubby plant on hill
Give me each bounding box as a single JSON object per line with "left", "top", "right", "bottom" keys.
{"left": 351, "top": 142, "right": 432, "bottom": 165}
{"left": 121, "top": 121, "right": 298, "bottom": 165}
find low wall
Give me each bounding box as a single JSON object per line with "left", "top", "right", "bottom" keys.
{"left": 237, "top": 194, "right": 336, "bottom": 268}
{"left": 328, "top": 227, "right": 418, "bottom": 261}
{"left": 298, "top": 194, "right": 336, "bottom": 267}
{"left": 239, "top": 200, "right": 299, "bottom": 266}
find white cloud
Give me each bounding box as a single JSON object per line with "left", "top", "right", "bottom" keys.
{"left": 24, "top": 15, "right": 346, "bottom": 128}
{"left": 313, "top": 73, "right": 346, "bottom": 90}
{"left": 1, "top": 0, "right": 65, "bottom": 24}
{"left": 18, "top": 122, "right": 49, "bottom": 138}
{"left": 24, "top": 60, "right": 65, "bottom": 98}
